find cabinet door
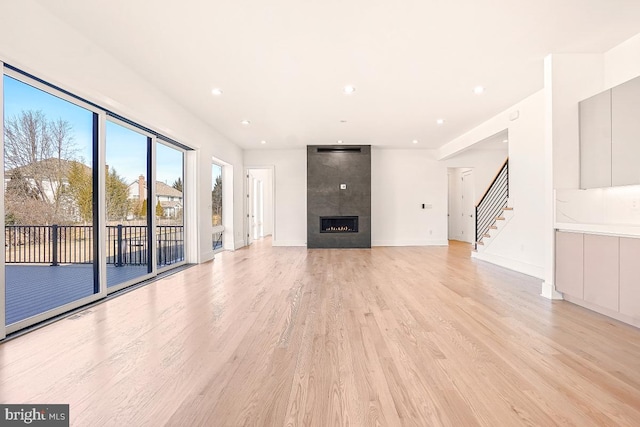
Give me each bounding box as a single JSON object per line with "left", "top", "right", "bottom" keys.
{"left": 620, "top": 237, "right": 640, "bottom": 318}
{"left": 612, "top": 76, "right": 640, "bottom": 186}
{"left": 583, "top": 234, "right": 619, "bottom": 312}
{"left": 580, "top": 90, "right": 611, "bottom": 188}
{"left": 555, "top": 231, "right": 584, "bottom": 298}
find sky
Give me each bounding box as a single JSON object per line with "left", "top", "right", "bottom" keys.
{"left": 4, "top": 75, "right": 183, "bottom": 186}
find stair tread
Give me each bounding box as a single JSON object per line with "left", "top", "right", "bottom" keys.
{"left": 502, "top": 207, "right": 514, "bottom": 211}
{"left": 489, "top": 226, "right": 498, "bottom": 229}
{"left": 496, "top": 216, "right": 505, "bottom": 221}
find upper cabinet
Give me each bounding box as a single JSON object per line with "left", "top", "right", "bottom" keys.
{"left": 580, "top": 75, "right": 640, "bottom": 189}
{"left": 612, "top": 77, "right": 640, "bottom": 186}
{"left": 580, "top": 90, "right": 611, "bottom": 188}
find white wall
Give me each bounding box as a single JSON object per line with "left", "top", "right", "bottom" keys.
{"left": 245, "top": 148, "right": 450, "bottom": 247}
{"left": 546, "top": 54, "right": 605, "bottom": 190}
{"left": 244, "top": 150, "right": 307, "bottom": 246}
{"left": 439, "top": 91, "right": 547, "bottom": 279}
{"left": 485, "top": 91, "right": 546, "bottom": 278}
{"left": 605, "top": 33, "right": 640, "bottom": 88}
{"left": 371, "top": 149, "right": 448, "bottom": 246}
{"left": 0, "top": 0, "right": 245, "bottom": 262}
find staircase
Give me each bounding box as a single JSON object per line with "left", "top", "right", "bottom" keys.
{"left": 475, "top": 158, "right": 510, "bottom": 250}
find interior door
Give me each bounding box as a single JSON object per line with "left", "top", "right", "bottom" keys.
{"left": 246, "top": 171, "right": 253, "bottom": 246}
{"left": 461, "top": 170, "right": 475, "bottom": 243}
{"left": 252, "top": 177, "right": 259, "bottom": 240}
{"left": 447, "top": 171, "right": 456, "bottom": 240}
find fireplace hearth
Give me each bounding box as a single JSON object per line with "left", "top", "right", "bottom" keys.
{"left": 320, "top": 216, "right": 358, "bottom": 233}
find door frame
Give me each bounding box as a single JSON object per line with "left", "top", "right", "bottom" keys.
{"left": 461, "top": 169, "right": 475, "bottom": 243}
{"left": 245, "top": 166, "right": 275, "bottom": 245}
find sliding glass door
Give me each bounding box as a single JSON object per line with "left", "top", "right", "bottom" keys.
{"left": 105, "top": 120, "right": 154, "bottom": 290}
{"left": 1, "top": 65, "right": 192, "bottom": 335}
{"left": 3, "top": 73, "right": 102, "bottom": 330}
{"left": 156, "top": 142, "right": 185, "bottom": 270}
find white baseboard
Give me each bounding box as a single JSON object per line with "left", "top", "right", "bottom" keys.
{"left": 272, "top": 240, "right": 307, "bottom": 247}
{"left": 234, "top": 239, "right": 246, "bottom": 250}
{"left": 471, "top": 251, "right": 544, "bottom": 279}
{"left": 541, "top": 281, "right": 563, "bottom": 300}
{"left": 372, "top": 239, "right": 449, "bottom": 247}
{"left": 564, "top": 294, "right": 640, "bottom": 329}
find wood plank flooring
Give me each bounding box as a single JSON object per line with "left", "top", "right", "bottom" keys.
{"left": 1, "top": 238, "right": 640, "bottom": 426}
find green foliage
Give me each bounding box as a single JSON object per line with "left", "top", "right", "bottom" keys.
{"left": 66, "top": 161, "right": 93, "bottom": 223}
{"left": 138, "top": 199, "right": 148, "bottom": 218}
{"left": 172, "top": 177, "right": 183, "bottom": 192}
{"left": 106, "top": 168, "right": 131, "bottom": 221}
{"left": 66, "top": 164, "right": 130, "bottom": 222}
{"left": 211, "top": 175, "right": 222, "bottom": 219}
{"left": 155, "top": 200, "right": 164, "bottom": 217}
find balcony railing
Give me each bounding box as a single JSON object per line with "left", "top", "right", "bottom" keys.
{"left": 5, "top": 224, "right": 184, "bottom": 266}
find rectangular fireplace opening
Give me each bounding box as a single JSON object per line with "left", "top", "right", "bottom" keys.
{"left": 320, "top": 216, "right": 358, "bottom": 233}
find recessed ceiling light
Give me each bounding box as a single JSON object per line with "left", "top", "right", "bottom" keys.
{"left": 211, "top": 88, "right": 223, "bottom": 96}
{"left": 343, "top": 85, "right": 356, "bottom": 94}
{"left": 436, "top": 119, "right": 445, "bottom": 125}
{"left": 261, "top": 140, "right": 267, "bottom": 144}
{"left": 502, "top": 139, "right": 508, "bottom": 143}
{"left": 473, "top": 86, "right": 485, "bottom": 95}
{"left": 412, "top": 140, "right": 418, "bottom": 144}
{"left": 337, "top": 140, "right": 343, "bottom": 144}
{"left": 241, "top": 119, "right": 251, "bottom": 125}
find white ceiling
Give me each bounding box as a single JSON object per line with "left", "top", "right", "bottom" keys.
{"left": 36, "top": 0, "right": 640, "bottom": 150}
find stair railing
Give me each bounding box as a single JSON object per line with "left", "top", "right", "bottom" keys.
{"left": 475, "top": 158, "right": 509, "bottom": 249}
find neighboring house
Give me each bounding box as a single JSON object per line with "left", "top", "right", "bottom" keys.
{"left": 4, "top": 158, "right": 89, "bottom": 223}
{"left": 127, "top": 175, "right": 183, "bottom": 218}
{"left": 4, "top": 158, "right": 83, "bottom": 201}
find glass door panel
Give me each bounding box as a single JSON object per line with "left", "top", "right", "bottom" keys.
{"left": 105, "top": 120, "right": 152, "bottom": 289}
{"left": 3, "top": 75, "right": 99, "bottom": 326}
{"left": 156, "top": 142, "right": 184, "bottom": 268}
{"left": 212, "top": 163, "right": 223, "bottom": 251}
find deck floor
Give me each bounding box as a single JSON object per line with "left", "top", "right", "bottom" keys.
{"left": 5, "top": 264, "right": 149, "bottom": 325}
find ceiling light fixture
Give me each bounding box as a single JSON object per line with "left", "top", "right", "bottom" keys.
{"left": 337, "top": 140, "right": 343, "bottom": 144}
{"left": 343, "top": 85, "right": 356, "bottom": 94}
{"left": 211, "top": 88, "right": 223, "bottom": 96}
{"left": 473, "top": 85, "right": 485, "bottom": 95}
{"left": 261, "top": 140, "right": 267, "bottom": 144}
{"left": 502, "top": 139, "right": 508, "bottom": 143}
{"left": 436, "top": 119, "right": 445, "bottom": 125}
{"left": 241, "top": 119, "right": 251, "bottom": 125}
{"left": 412, "top": 140, "right": 418, "bottom": 144}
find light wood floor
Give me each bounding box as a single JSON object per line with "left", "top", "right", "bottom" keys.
{"left": 2, "top": 238, "right": 640, "bottom": 426}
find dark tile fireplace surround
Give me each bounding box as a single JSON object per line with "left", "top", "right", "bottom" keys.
{"left": 307, "top": 145, "right": 371, "bottom": 248}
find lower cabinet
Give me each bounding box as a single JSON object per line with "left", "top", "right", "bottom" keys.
{"left": 556, "top": 230, "right": 640, "bottom": 323}
{"left": 555, "top": 231, "right": 584, "bottom": 298}
{"left": 620, "top": 237, "right": 640, "bottom": 318}
{"left": 583, "top": 234, "right": 619, "bottom": 312}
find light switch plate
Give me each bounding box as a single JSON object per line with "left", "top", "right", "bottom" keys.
{"left": 340, "top": 184, "right": 347, "bottom": 189}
